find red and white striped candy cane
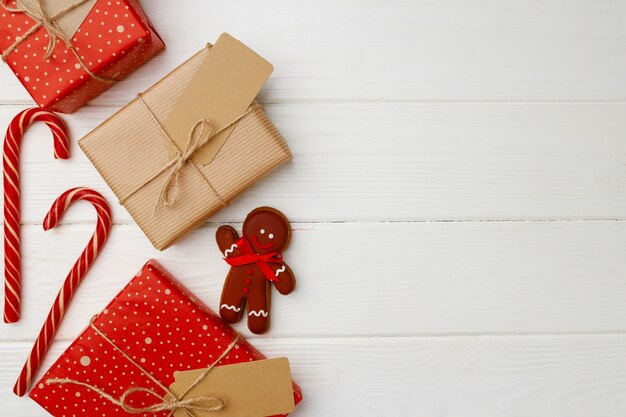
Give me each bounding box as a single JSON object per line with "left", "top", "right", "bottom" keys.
{"left": 13, "top": 187, "right": 111, "bottom": 397}
{"left": 3, "top": 108, "right": 70, "bottom": 323}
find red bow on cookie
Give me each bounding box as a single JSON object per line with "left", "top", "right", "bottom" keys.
{"left": 224, "top": 237, "right": 283, "bottom": 282}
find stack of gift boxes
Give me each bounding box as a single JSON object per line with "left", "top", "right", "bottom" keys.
{"left": 0, "top": 1, "right": 303, "bottom": 416}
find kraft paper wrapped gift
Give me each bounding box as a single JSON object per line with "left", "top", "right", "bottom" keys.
{"left": 79, "top": 34, "right": 292, "bottom": 250}
{"left": 0, "top": 0, "right": 165, "bottom": 113}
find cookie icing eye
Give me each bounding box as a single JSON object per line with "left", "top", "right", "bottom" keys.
{"left": 260, "top": 229, "right": 265, "bottom": 234}
{"left": 268, "top": 233, "right": 274, "bottom": 239}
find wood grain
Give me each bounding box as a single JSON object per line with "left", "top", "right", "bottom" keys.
{"left": 1, "top": 220, "right": 625, "bottom": 342}
{"left": 2, "top": 1, "right": 626, "bottom": 103}
{"left": 1, "top": 1, "right": 625, "bottom": 415}
{"left": 2, "top": 335, "right": 626, "bottom": 417}
{"left": 1, "top": 103, "right": 626, "bottom": 224}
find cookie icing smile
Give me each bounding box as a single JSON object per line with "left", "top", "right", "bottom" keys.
{"left": 252, "top": 234, "right": 274, "bottom": 249}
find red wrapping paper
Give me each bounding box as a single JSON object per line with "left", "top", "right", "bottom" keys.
{"left": 29, "top": 260, "right": 303, "bottom": 417}
{"left": 0, "top": 0, "right": 164, "bottom": 113}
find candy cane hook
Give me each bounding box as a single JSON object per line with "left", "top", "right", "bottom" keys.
{"left": 3, "top": 108, "right": 70, "bottom": 323}
{"left": 13, "top": 187, "right": 111, "bottom": 397}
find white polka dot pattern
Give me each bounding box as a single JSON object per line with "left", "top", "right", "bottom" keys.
{"left": 0, "top": 0, "right": 165, "bottom": 113}
{"left": 28, "top": 259, "right": 303, "bottom": 416}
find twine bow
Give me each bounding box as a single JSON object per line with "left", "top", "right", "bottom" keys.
{"left": 46, "top": 381, "right": 225, "bottom": 414}
{"left": 0, "top": 0, "right": 116, "bottom": 83}
{"left": 157, "top": 118, "right": 215, "bottom": 208}
{"left": 159, "top": 119, "right": 214, "bottom": 206}
{"left": 46, "top": 317, "right": 240, "bottom": 416}
{"left": 120, "top": 94, "right": 260, "bottom": 213}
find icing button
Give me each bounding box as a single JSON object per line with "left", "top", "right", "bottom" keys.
{"left": 245, "top": 279, "right": 251, "bottom": 285}
{"left": 247, "top": 269, "right": 253, "bottom": 275}
{"left": 243, "top": 287, "right": 249, "bottom": 294}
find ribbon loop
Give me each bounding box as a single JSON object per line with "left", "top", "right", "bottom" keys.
{"left": 224, "top": 237, "right": 283, "bottom": 282}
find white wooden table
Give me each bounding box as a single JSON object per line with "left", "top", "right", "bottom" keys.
{"left": 2, "top": 1, "right": 626, "bottom": 416}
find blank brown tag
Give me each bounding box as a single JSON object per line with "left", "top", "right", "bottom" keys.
{"left": 168, "top": 358, "right": 296, "bottom": 417}
{"left": 161, "top": 33, "right": 273, "bottom": 165}
{"left": 20, "top": 0, "right": 97, "bottom": 38}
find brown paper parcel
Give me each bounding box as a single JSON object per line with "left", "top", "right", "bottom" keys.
{"left": 79, "top": 34, "right": 292, "bottom": 250}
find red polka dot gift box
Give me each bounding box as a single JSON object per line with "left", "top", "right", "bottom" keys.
{"left": 29, "top": 260, "right": 303, "bottom": 417}
{"left": 0, "top": 0, "right": 165, "bottom": 113}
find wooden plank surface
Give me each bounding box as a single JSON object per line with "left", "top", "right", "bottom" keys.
{"left": 2, "top": 1, "right": 626, "bottom": 103}
{"left": 3, "top": 103, "right": 626, "bottom": 224}
{"left": 2, "top": 335, "right": 626, "bottom": 417}
{"left": 1, "top": 1, "right": 625, "bottom": 416}
{"left": 1, "top": 220, "right": 625, "bottom": 342}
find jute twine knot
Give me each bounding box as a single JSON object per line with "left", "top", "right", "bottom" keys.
{"left": 44, "top": 381, "right": 225, "bottom": 414}
{"left": 0, "top": 0, "right": 117, "bottom": 83}
{"left": 46, "top": 317, "right": 240, "bottom": 416}
{"left": 158, "top": 118, "right": 215, "bottom": 208}
{"left": 119, "top": 94, "right": 260, "bottom": 213}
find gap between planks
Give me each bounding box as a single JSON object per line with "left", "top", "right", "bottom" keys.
{"left": 1, "top": 100, "right": 626, "bottom": 107}
{"left": 9, "top": 218, "right": 626, "bottom": 227}
{"left": 7, "top": 332, "right": 626, "bottom": 344}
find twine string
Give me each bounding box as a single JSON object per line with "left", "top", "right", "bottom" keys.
{"left": 45, "top": 380, "right": 224, "bottom": 414}
{"left": 119, "top": 94, "right": 260, "bottom": 213}
{"left": 46, "top": 317, "right": 241, "bottom": 415}
{"left": 0, "top": 0, "right": 117, "bottom": 83}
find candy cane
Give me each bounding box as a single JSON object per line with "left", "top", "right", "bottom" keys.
{"left": 3, "top": 108, "right": 70, "bottom": 323}
{"left": 13, "top": 188, "right": 111, "bottom": 397}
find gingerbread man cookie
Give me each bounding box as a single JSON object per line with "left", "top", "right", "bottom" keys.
{"left": 216, "top": 207, "right": 296, "bottom": 334}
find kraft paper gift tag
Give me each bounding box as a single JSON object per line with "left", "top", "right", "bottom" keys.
{"left": 79, "top": 33, "right": 292, "bottom": 250}
{"left": 161, "top": 33, "right": 273, "bottom": 165}
{"left": 168, "top": 358, "right": 296, "bottom": 417}
{"left": 19, "top": 0, "right": 97, "bottom": 38}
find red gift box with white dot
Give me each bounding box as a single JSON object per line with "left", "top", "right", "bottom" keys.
{"left": 29, "top": 260, "right": 303, "bottom": 417}
{"left": 0, "top": 0, "right": 164, "bottom": 113}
